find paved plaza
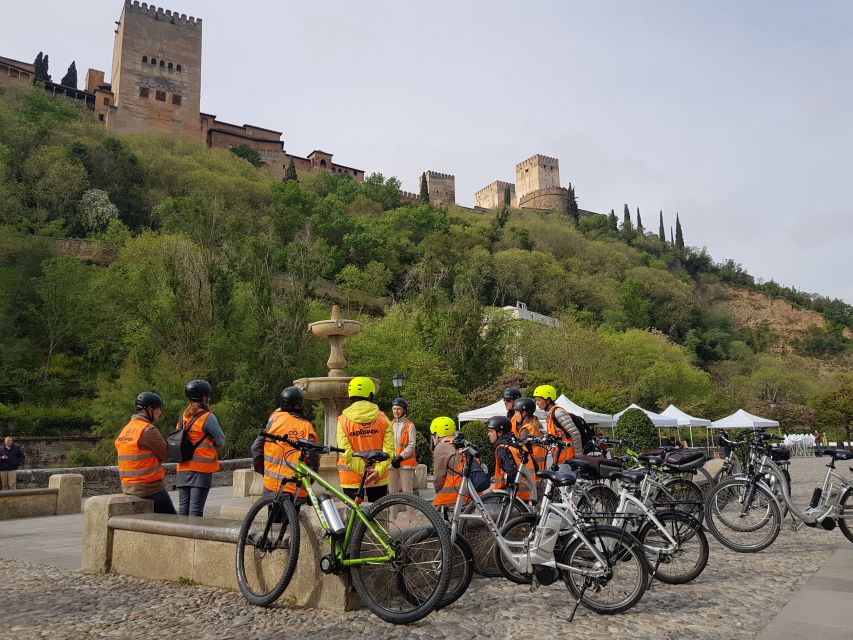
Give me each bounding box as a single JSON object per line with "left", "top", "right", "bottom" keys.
{"left": 0, "top": 457, "right": 851, "bottom": 639}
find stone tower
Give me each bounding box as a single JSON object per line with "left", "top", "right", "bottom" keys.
{"left": 107, "top": 1, "right": 202, "bottom": 138}
{"left": 515, "top": 154, "right": 560, "bottom": 200}
{"left": 418, "top": 171, "right": 456, "bottom": 205}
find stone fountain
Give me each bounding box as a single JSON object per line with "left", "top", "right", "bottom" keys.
{"left": 294, "top": 305, "right": 377, "bottom": 488}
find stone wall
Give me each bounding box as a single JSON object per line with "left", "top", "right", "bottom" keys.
{"left": 517, "top": 186, "right": 568, "bottom": 211}
{"left": 15, "top": 458, "right": 251, "bottom": 497}
{"left": 474, "top": 180, "right": 515, "bottom": 210}
{"left": 515, "top": 154, "right": 561, "bottom": 200}
{"left": 420, "top": 171, "right": 456, "bottom": 205}
{"left": 12, "top": 436, "right": 101, "bottom": 469}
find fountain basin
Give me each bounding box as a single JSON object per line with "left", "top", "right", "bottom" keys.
{"left": 308, "top": 319, "right": 362, "bottom": 339}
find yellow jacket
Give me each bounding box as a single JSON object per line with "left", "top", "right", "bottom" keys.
{"left": 336, "top": 400, "right": 395, "bottom": 488}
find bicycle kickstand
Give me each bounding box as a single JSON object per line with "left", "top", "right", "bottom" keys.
{"left": 568, "top": 581, "right": 588, "bottom": 623}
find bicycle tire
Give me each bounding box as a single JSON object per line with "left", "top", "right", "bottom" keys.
{"left": 576, "top": 483, "right": 618, "bottom": 519}
{"left": 494, "top": 513, "right": 537, "bottom": 585}
{"left": 459, "top": 490, "right": 529, "bottom": 577}
{"left": 435, "top": 535, "right": 475, "bottom": 610}
{"left": 704, "top": 478, "right": 781, "bottom": 552}
{"left": 839, "top": 487, "right": 853, "bottom": 544}
{"left": 637, "top": 510, "right": 708, "bottom": 584}
{"left": 235, "top": 494, "right": 300, "bottom": 607}
{"left": 659, "top": 477, "right": 705, "bottom": 524}
{"left": 559, "top": 525, "right": 648, "bottom": 615}
{"left": 349, "top": 492, "right": 451, "bottom": 625}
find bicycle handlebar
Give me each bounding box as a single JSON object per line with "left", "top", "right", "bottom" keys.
{"left": 260, "top": 431, "right": 345, "bottom": 455}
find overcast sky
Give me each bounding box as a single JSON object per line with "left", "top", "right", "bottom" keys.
{"left": 3, "top": 0, "right": 851, "bottom": 302}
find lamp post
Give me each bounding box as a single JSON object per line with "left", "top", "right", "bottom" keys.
{"left": 391, "top": 372, "right": 406, "bottom": 393}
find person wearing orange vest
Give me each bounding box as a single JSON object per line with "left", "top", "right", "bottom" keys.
{"left": 114, "top": 392, "right": 176, "bottom": 514}
{"left": 431, "top": 416, "right": 467, "bottom": 510}
{"left": 486, "top": 415, "right": 531, "bottom": 502}
{"left": 533, "top": 385, "right": 581, "bottom": 465}
{"left": 251, "top": 386, "right": 319, "bottom": 505}
{"left": 174, "top": 379, "right": 226, "bottom": 516}
{"left": 388, "top": 398, "right": 417, "bottom": 515}
{"left": 336, "top": 376, "right": 394, "bottom": 501}
{"left": 502, "top": 388, "right": 522, "bottom": 436}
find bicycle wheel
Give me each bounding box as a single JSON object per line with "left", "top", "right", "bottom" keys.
{"left": 839, "top": 488, "right": 853, "bottom": 544}
{"left": 694, "top": 466, "right": 714, "bottom": 497}
{"left": 659, "top": 477, "right": 705, "bottom": 524}
{"left": 704, "top": 478, "right": 781, "bottom": 552}
{"left": 435, "top": 535, "right": 474, "bottom": 610}
{"left": 459, "top": 490, "right": 529, "bottom": 577}
{"left": 559, "top": 525, "right": 648, "bottom": 615}
{"left": 575, "top": 483, "right": 618, "bottom": 520}
{"left": 235, "top": 494, "right": 300, "bottom": 607}
{"left": 494, "top": 513, "right": 536, "bottom": 585}
{"left": 349, "top": 493, "right": 451, "bottom": 625}
{"left": 637, "top": 510, "right": 708, "bottom": 584}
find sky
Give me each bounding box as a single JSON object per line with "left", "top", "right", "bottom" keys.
{"left": 3, "top": 0, "right": 852, "bottom": 302}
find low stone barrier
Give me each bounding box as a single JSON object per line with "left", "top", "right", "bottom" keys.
{"left": 15, "top": 458, "right": 252, "bottom": 497}
{"left": 82, "top": 493, "right": 360, "bottom": 611}
{"left": 0, "top": 474, "right": 83, "bottom": 520}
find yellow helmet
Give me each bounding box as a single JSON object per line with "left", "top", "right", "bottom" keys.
{"left": 533, "top": 384, "right": 557, "bottom": 402}
{"left": 348, "top": 376, "right": 376, "bottom": 398}
{"left": 430, "top": 416, "right": 456, "bottom": 438}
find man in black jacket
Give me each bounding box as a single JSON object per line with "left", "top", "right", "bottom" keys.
{"left": 0, "top": 436, "right": 25, "bottom": 490}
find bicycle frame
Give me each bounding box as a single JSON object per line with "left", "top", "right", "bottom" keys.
{"left": 609, "top": 484, "right": 680, "bottom": 555}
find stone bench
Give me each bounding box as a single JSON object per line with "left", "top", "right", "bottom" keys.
{"left": 0, "top": 474, "right": 83, "bottom": 520}
{"left": 82, "top": 493, "right": 360, "bottom": 611}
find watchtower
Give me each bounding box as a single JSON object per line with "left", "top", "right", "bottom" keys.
{"left": 515, "top": 154, "right": 561, "bottom": 200}
{"left": 107, "top": 1, "right": 202, "bottom": 138}
{"left": 418, "top": 171, "right": 456, "bottom": 205}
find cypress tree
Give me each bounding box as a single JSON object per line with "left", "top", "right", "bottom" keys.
{"left": 33, "top": 52, "right": 45, "bottom": 82}
{"left": 622, "top": 204, "right": 633, "bottom": 233}
{"left": 283, "top": 157, "right": 298, "bottom": 182}
{"left": 658, "top": 210, "right": 666, "bottom": 242}
{"left": 567, "top": 183, "right": 580, "bottom": 225}
{"left": 670, "top": 226, "right": 674, "bottom": 246}
{"left": 636, "top": 207, "right": 643, "bottom": 233}
{"left": 675, "top": 213, "right": 685, "bottom": 249}
{"left": 41, "top": 54, "right": 51, "bottom": 82}
{"left": 608, "top": 208, "right": 618, "bottom": 231}
{"left": 419, "top": 172, "right": 430, "bottom": 203}
{"left": 503, "top": 185, "right": 511, "bottom": 207}
{"left": 61, "top": 61, "right": 77, "bottom": 88}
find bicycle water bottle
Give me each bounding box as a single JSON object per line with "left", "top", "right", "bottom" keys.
{"left": 317, "top": 493, "right": 346, "bottom": 536}
{"left": 538, "top": 512, "right": 563, "bottom": 554}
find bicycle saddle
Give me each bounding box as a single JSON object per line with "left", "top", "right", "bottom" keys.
{"left": 637, "top": 454, "right": 664, "bottom": 466}
{"left": 825, "top": 449, "right": 853, "bottom": 461}
{"left": 565, "top": 458, "right": 599, "bottom": 479}
{"left": 611, "top": 470, "right": 646, "bottom": 485}
{"left": 352, "top": 450, "right": 390, "bottom": 464}
{"left": 536, "top": 469, "right": 577, "bottom": 487}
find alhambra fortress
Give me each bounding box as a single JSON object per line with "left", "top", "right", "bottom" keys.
{"left": 0, "top": 0, "right": 589, "bottom": 213}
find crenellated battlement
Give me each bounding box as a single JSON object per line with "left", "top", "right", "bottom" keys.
{"left": 475, "top": 180, "right": 514, "bottom": 196}
{"left": 516, "top": 154, "right": 559, "bottom": 168}
{"left": 426, "top": 170, "right": 454, "bottom": 180}
{"left": 127, "top": 1, "right": 202, "bottom": 26}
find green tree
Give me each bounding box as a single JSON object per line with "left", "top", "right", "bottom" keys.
{"left": 79, "top": 188, "right": 119, "bottom": 231}
{"left": 620, "top": 277, "right": 651, "bottom": 328}
{"left": 608, "top": 208, "right": 618, "bottom": 231}
{"left": 34, "top": 52, "right": 51, "bottom": 82}
{"left": 419, "top": 172, "right": 430, "bottom": 203}
{"left": 61, "top": 61, "right": 77, "bottom": 88}
{"left": 230, "top": 143, "right": 262, "bottom": 167}
{"left": 566, "top": 183, "right": 579, "bottom": 226}
{"left": 30, "top": 256, "right": 91, "bottom": 365}
{"left": 283, "top": 157, "right": 298, "bottom": 182}
{"left": 503, "top": 185, "right": 511, "bottom": 207}
{"left": 622, "top": 204, "right": 633, "bottom": 238}
{"left": 675, "top": 213, "right": 684, "bottom": 249}
{"left": 809, "top": 382, "right": 853, "bottom": 450}
{"left": 658, "top": 210, "right": 666, "bottom": 242}
{"left": 635, "top": 207, "right": 643, "bottom": 233}
{"left": 614, "top": 408, "right": 658, "bottom": 452}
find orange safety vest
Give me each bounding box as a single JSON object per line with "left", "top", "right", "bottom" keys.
{"left": 518, "top": 418, "right": 548, "bottom": 472}
{"left": 263, "top": 410, "right": 316, "bottom": 498}
{"left": 337, "top": 413, "right": 390, "bottom": 487}
{"left": 115, "top": 417, "right": 165, "bottom": 485}
{"left": 547, "top": 406, "right": 575, "bottom": 464}
{"left": 395, "top": 419, "right": 417, "bottom": 468}
{"left": 510, "top": 412, "right": 520, "bottom": 437}
{"left": 491, "top": 442, "right": 531, "bottom": 501}
{"left": 175, "top": 410, "right": 220, "bottom": 474}
{"left": 433, "top": 436, "right": 469, "bottom": 507}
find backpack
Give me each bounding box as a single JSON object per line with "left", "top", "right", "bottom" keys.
{"left": 552, "top": 407, "right": 595, "bottom": 454}
{"left": 166, "top": 411, "right": 209, "bottom": 463}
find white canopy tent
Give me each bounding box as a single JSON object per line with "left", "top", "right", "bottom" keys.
{"left": 555, "top": 395, "right": 613, "bottom": 426}
{"left": 613, "top": 404, "right": 678, "bottom": 446}
{"left": 457, "top": 400, "right": 546, "bottom": 426}
{"left": 710, "top": 409, "right": 779, "bottom": 430}
{"left": 660, "top": 404, "right": 711, "bottom": 448}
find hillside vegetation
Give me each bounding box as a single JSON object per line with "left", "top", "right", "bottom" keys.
{"left": 1, "top": 86, "right": 851, "bottom": 462}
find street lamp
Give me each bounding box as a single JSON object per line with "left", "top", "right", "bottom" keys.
{"left": 391, "top": 372, "right": 405, "bottom": 392}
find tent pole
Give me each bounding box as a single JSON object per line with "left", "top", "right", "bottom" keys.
{"left": 689, "top": 425, "right": 694, "bottom": 448}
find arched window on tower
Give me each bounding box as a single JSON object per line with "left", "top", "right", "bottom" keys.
{"left": 168, "top": 62, "right": 173, "bottom": 70}
{"left": 151, "top": 58, "right": 157, "bottom": 65}
{"left": 142, "top": 55, "right": 148, "bottom": 63}
{"left": 160, "top": 60, "right": 165, "bottom": 67}
{"left": 320, "top": 159, "right": 327, "bottom": 168}
{"left": 176, "top": 64, "right": 182, "bottom": 71}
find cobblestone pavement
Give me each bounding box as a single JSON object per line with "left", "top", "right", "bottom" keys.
{"left": 3, "top": 456, "right": 850, "bottom": 640}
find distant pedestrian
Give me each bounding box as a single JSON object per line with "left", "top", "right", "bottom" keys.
{"left": 718, "top": 429, "right": 732, "bottom": 459}
{"left": 814, "top": 430, "right": 823, "bottom": 457}
{"left": 175, "top": 379, "right": 226, "bottom": 517}
{"left": 0, "top": 436, "right": 25, "bottom": 490}
{"left": 389, "top": 397, "right": 417, "bottom": 497}
{"left": 114, "top": 393, "right": 176, "bottom": 514}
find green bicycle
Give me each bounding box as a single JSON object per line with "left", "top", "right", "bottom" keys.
{"left": 235, "top": 432, "right": 451, "bottom": 624}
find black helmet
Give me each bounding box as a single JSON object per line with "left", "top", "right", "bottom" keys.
{"left": 135, "top": 391, "right": 163, "bottom": 411}
{"left": 280, "top": 386, "right": 304, "bottom": 410}
{"left": 391, "top": 397, "right": 408, "bottom": 412}
{"left": 185, "top": 379, "right": 212, "bottom": 402}
{"left": 513, "top": 396, "right": 536, "bottom": 415}
{"left": 502, "top": 387, "right": 521, "bottom": 402}
{"left": 486, "top": 415, "right": 512, "bottom": 435}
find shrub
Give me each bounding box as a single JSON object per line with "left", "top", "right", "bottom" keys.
{"left": 0, "top": 403, "right": 96, "bottom": 436}
{"left": 415, "top": 430, "right": 433, "bottom": 471}
{"left": 614, "top": 408, "right": 658, "bottom": 452}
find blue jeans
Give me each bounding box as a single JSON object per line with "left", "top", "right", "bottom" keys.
{"left": 178, "top": 486, "right": 209, "bottom": 516}
{"left": 145, "top": 489, "right": 177, "bottom": 514}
